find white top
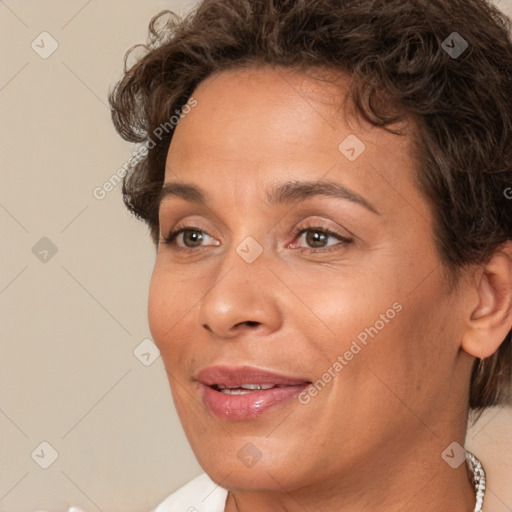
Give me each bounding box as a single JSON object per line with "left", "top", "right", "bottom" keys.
{"left": 151, "top": 473, "right": 229, "bottom": 512}
{"left": 33, "top": 474, "right": 228, "bottom": 512}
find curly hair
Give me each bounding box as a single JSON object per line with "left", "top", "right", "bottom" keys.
{"left": 108, "top": 0, "right": 512, "bottom": 425}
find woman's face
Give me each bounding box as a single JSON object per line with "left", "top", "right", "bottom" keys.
{"left": 148, "top": 66, "right": 473, "bottom": 492}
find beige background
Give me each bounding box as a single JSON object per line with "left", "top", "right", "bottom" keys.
{"left": 1, "top": 1, "right": 512, "bottom": 511}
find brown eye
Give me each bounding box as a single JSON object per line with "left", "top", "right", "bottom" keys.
{"left": 181, "top": 229, "right": 204, "bottom": 247}
{"left": 294, "top": 227, "right": 352, "bottom": 251}
{"left": 304, "top": 230, "right": 330, "bottom": 248}
{"left": 162, "top": 225, "right": 217, "bottom": 249}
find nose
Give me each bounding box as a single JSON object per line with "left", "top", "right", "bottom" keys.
{"left": 196, "top": 247, "right": 283, "bottom": 339}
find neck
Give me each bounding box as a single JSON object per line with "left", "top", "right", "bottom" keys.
{"left": 224, "top": 434, "right": 477, "bottom": 512}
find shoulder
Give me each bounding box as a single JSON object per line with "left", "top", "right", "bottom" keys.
{"left": 150, "top": 472, "right": 229, "bottom": 512}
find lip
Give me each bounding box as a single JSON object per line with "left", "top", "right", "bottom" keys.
{"left": 196, "top": 365, "right": 311, "bottom": 420}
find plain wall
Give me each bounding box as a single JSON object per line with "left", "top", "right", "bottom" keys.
{"left": 1, "top": 1, "right": 511, "bottom": 511}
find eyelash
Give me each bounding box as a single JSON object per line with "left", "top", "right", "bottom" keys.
{"left": 161, "top": 222, "right": 353, "bottom": 254}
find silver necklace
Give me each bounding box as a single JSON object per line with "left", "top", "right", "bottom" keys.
{"left": 466, "top": 450, "right": 486, "bottom": 512}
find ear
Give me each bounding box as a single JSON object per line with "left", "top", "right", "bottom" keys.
{"left": 461, "top": 242, "right": 512, "bottom": 359}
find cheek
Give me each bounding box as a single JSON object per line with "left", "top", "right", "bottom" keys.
{"left": 147, "top": 268, "right": 185, "bottom": 355}
{"left": 148, "top": 272, "right": 197, "bottom": 409}
{"left": 311, "top": 264, "right": 455, "bottom": 397}
{"left": 349, "top": 281, "right": 461, "bottom": 414}
{"left": 307, "top": 277, "right": 401, "bottom": 354}
{"left": 147, "top": 273, "right": 167, "bottom": 348}
{"left": 147, "top": 265, "right": 208, "bottom": 385}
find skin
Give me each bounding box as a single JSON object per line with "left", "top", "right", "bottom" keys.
{"left": 148, "top": 66, "right": 512, "bottom": 511}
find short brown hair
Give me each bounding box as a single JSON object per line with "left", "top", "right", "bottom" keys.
{"left": 109, "top": 0, "right": 512, "bottom": 424}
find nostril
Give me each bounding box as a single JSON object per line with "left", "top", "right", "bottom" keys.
{"left": 231, "top": 320, "right": 261, "bottom": 331}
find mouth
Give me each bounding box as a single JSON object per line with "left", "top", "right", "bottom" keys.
{"left": 213, "top": 383, "right": 285, "bottom": 394}
{"left": 196, "top": 366, "right": 312, "bottom": 420}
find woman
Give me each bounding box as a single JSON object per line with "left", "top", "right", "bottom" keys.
{"left": 108, "top": 0, "right": 512, "bottom": 510}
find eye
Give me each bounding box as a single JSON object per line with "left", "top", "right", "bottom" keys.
{"left": 292, "top": 225, "right": 352, "bottom": 252}
{"left": 161, "top": 225, "right": 218, "bottom": 250}
{"left": 160, "top": 223, "right": 353, "bottom": 253}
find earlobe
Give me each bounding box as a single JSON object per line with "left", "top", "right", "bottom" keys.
{"left": 461, "top": 243, "right": 512, "bottom": 359}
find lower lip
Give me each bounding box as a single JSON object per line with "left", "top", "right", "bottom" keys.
{"left": 201, "top": 383, "right": 309, "bottom": 420}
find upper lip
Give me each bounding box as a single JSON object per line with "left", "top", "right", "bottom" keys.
{"left": 195, "top": 365, "right": 311, "bottom": 388}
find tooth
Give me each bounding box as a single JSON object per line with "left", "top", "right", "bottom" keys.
{"left": 240, "top": 384, "right": 276, "bottom": 390}
{"left": 215, "top": 384, "right": 277, "bottom": 393}
{"left": 219, "top": 388, "right": 254, "bottom": 395}
{"left": 213, "top": 383, "right": 279, "bottom": 393}
{"left": 240, "top": 384, "right": 262, "bottom": 390}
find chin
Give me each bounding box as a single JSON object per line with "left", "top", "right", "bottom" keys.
{"left": 190, "top": 435, "right": 311, "bottom": 491}
{"left": 204, "top": 461, "right": 295, "bottom": 493}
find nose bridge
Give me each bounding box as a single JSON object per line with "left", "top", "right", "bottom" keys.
{"left": 216, "top": 216, "right": 268, "bottom": 277}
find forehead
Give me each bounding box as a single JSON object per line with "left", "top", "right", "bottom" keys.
{"left": 170, "top": 66, "right": 362, "bottom": 156}
{"left": 164, "top": 66, "right": 425, "bottom": 220}
{"left": 168, "top": 66, "right": 413, "bottom": 159}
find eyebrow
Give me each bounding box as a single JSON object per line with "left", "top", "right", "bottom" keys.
{"left": 157, "top": 179, "right": 380, "bottom": 215}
